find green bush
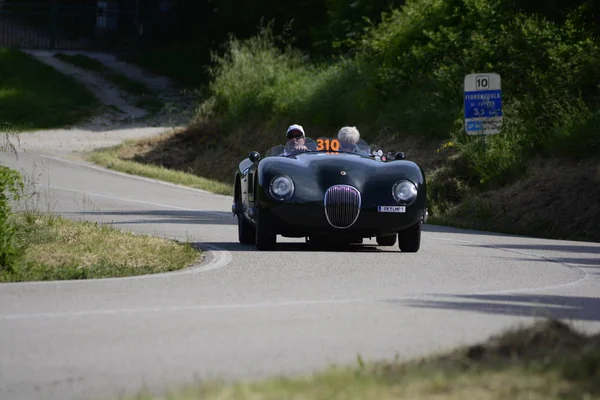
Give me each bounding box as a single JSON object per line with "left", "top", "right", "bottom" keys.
{"left": 209, "top": 28, "right": 308, "bottom": 124}
{"left": 0, "top": 164, "right": 24, "bottom": 271}
{"left": 542, "top": 98, "right": 600, "bottom": 158}
{"left": 204, "top": 28, "right": 382, "bottom": 136}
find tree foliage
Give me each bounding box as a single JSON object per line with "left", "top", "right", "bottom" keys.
{"left": 155, "top": 0, "right": 407, "bottom": 56}
{"left": 152, "top": 0, "right": 599, "bottom": 56}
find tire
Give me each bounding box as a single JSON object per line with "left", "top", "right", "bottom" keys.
{"left": 255, "top": 206, "right": 277, "bottom": 250}
{"left": 397, "top": 221, "right": 421, "bottom": 252}
{"left": 376, "top": 234, "right": 396, "bottom": 246}
{"left": 237, "top": 208, "right": 255, "bottom": 244}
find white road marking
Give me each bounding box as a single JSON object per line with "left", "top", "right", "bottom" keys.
{"left": 429, "top": 235, "right": 592, "bottom": 294}
{"left": 39, "top": 154, "right": 232, "bottom": 198}
{"left": 1, "top": 282, "right": 593, "bottom": 320}
{"left": 0, "top": 298, "right": 391, "bottom": 320}
{"left": 38, "top": 184, "right": 229, "bottom": 217}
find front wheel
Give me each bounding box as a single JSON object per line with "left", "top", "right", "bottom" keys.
{"left": 397, "top": 221, "right": 421, "bottom": 252}
{"left": 237, "top": 208, "right": 255, "bottom": 244}
{"left": 255, "top": 207, "right": 277, "bottom": 250}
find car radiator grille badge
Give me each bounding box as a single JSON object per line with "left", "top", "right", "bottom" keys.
{"left": 324, "top": 185, "right": 361, "bottom": 228}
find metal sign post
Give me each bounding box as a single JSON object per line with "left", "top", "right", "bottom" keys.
{"left": 464, "top": 73, "right": 503, "bottom": 148}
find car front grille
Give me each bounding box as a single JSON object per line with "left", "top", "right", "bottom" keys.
{"left": 324, "top": 185, "right": 361, "bottom": 228}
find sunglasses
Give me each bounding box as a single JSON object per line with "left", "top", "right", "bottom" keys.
{"left": 287, "top": 132, "right": 303, "bottom": 139}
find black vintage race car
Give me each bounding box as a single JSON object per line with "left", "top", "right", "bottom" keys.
{"left": 232, "top": 136, "right": 428, "bottom": 251}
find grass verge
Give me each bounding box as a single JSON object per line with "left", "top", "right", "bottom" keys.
{"left": 0, "top": 48, "right": 98, "bottom": 131}
{"left": 0, "top": 212, "right": 200, "bottom": 282}
{"left": 53, "top": 53, "right": 163, "bottom": 113}
{"left": 121, "top": 319, "right": 600, "bottom": 399}
{"left": 86, "top": 132, "right": 233, "bottom": 196}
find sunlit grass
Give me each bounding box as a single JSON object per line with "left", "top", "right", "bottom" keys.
{"left": 0, "top": 212, "right": 201, "bottom": 281}
{"left": 87, "top": 141, "right": 233, "bottom": 196}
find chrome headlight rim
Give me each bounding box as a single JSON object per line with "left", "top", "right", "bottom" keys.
{"left": 269, "top": 175, "right": 295, "bottom": 201}
{"left": 392, "top": 179, "right": 418, "bottom": 205}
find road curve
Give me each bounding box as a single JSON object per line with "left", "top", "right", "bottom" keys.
{"left": 1, "top": 151, "right": 599, "bottom": 400}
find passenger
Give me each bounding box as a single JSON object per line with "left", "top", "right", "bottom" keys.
{"left": 337, "top": 126, "right": 361, "bottom": 153}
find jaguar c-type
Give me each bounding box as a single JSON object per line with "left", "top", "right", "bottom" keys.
{"left": 232, "top": 136, "right": 428, "bottom": 251}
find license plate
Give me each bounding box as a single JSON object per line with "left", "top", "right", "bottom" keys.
{"left": 378, "top": 206, "right": 406, "bottom": 213}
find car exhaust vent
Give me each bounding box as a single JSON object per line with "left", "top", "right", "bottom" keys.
{"left": 324, "top": 185, "right": 361, "bottom": 229}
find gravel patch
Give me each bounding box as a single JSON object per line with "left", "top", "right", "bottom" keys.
{"left": 5, "top": 127, "right": 173, "bottom": 158}
{"left": 24, "top": 50, "right": 149, "bottom": 122}
{"left": 11, "top": 50, "right": 197, "bottom": 158}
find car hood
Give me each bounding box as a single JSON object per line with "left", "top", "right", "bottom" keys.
{"left": 259, "top": 152, "right": 425, "bottom": 201}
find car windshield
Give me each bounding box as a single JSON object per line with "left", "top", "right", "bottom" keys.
{"left": 264, "top": 136, "right": 376, "bottom": 158}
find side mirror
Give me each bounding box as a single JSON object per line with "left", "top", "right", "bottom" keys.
{"left": 249, "top": 151, "right": 261, "bottom": 163}
{"left": 394, "top": 152, "right": 405, "bottom": 160}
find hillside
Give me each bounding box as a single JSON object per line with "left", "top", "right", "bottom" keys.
{"left": 90, "top": 0, "right": 600, "bottom": 242}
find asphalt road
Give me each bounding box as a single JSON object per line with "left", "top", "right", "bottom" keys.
{"left": 1, "top": 151, "right": 599, "bottom": 400}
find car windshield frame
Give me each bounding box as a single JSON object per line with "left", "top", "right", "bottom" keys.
{"left": 264, "top": 136, "right": 378, "bottom": 158}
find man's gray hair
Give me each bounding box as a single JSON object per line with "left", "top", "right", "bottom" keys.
{"left": 337, "top": 126, "right": 360, "bottom": 144}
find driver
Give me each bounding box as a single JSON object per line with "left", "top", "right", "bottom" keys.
{"left": 283, "top": 124, "right": 309, "bottom": 155}
{"left": 337, "top": 126, "right": 361, "bottom": 153}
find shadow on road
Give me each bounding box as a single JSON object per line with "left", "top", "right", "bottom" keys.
{"left": 71, "top": 210, "right": 554, "bottom": 236}
{"left": 69, "top": 210, "right": 600, "bottom": 261}
{"left": 505, "top": 256, "right": 599, "bottom": 269}
{"left": 399, "top": 293, "right": 600, "bottom": 322}
{"left": 485, "top": 243, "right": 600, "bottom": 255}
{"left": 423, "top": 224, "right": 600, "bottom": 245}
{"left": 450, "top": 241, "right": 600, "bottom": 269}
{"left": 72, "top": 210, "right": 237, "bottom": 226}
{"left": 69, "top": 210, "right": 405, "bottom": 252}
{"left": 195, "top": 241, "right": 401, "bottom": 253}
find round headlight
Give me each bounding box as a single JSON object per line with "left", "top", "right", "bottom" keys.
{"left": 392, "top": 180, "right": 418, "bottom": 205}
{"left": 269, "top": 175, "right": 294, "bottom": 200}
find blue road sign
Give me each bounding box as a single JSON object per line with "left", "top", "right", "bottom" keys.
{"left": 464, "top": 73, "right": 503, "bottom": 135}
{"left": 464, "top": 90, "right": 503, "bottom": 119}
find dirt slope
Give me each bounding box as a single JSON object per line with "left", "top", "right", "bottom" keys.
{"left": 12, "top": 50, "right": 194, "bottom": 157}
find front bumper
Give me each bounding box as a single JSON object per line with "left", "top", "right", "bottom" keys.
{"left": 265, "top": 201, "right": 424, "bottom": 237}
